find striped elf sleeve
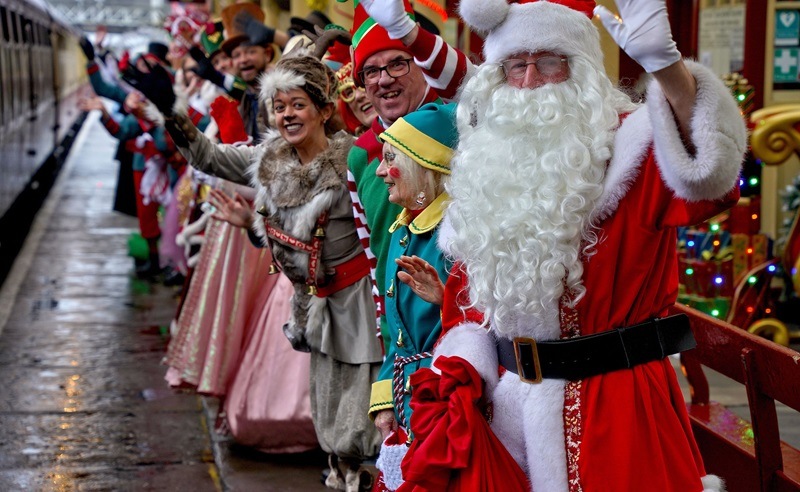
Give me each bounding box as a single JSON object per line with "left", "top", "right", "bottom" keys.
{"left": 347, "top": 167, "right": 382, "bottom": 339}
{"left": 408, "top": 27, "right": 474, "bottom": 101}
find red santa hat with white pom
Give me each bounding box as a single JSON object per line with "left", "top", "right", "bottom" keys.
{"left": 460, "top": 0, "right": 603, "bottom": 67}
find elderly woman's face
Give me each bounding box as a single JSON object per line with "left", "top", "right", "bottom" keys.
{"left": 376, "top": 142, "right": 420, "bottom": 210}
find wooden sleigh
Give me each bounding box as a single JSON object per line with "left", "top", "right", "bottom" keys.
{"left": 672, "top": 105, "right": 800, "bottom": 491}
{"left": 674, "top": 303, "right": 800, "bottom": 492}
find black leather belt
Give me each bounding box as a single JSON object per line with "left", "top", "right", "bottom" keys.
{"left": 495, "top": 314, "right": 695, "bottom": 383}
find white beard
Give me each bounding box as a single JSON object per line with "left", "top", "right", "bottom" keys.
{"left": 447, "top": 59, "right": 637, "bottom": 338}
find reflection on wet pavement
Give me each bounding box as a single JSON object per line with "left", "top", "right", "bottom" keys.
{"left": 0, "top": 115, "right": 219, "bottom": 491}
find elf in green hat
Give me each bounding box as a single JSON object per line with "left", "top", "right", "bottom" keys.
{"left": 338, "top": 0, "right": 472, "bottom": 361}
{"left": 369, "top": 103, "right": 456, "bottom": 491}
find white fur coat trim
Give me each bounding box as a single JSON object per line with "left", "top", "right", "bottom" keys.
{"left": 648, "top": 60, "right": 746, "bottom": 202}
{"left": 702, "top": 475, "right": 726, "bottom": 492}
{"left": 592, "top": 60, "right": 746, "bottom": 221}
{"left": 590, "top": 105, "right": 653, "bottom": 222}
{"left": 491, "top": 375, "right": 568, "bottom": 492}
{"left": 435, "top": 212, "right": 455, "bottom": 256}
{"left": 432, "top": 322, "right": 499, "bottom": 394}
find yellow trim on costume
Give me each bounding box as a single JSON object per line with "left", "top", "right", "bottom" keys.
{"left": 389, "top": 192, "right": 449, "bottom": 235}
{"left": 369, "top": 379, "right": 395, "bottom": 419}
{"left": 380, "top": 119, "right": 452, "bottom": 175}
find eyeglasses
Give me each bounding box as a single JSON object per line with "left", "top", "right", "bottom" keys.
{"left": 383, "top": 151, "right": 397, "bottom": 164}
{"left": 358, "top": 58, "right": 413, "bottom": 86}
{"left": 500, "top": 56, "right": 568, "bottom": 81}
{"left": 338, "top": 81, "right": 357, "bottom": 103}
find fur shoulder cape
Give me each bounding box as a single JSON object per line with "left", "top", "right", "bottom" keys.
{"left": 250, "top": 130, "right": 355, "bottom": 211}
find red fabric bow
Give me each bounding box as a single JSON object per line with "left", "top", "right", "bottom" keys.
{"left": 210, "top": 96, "right": 249, "bottom": 145}
{"left": 398, "top": 356, "right": 529, "bottom": 492}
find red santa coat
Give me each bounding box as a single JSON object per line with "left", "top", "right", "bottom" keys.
{"left": 431, "top": 61, "right": 746, "bottom": 492}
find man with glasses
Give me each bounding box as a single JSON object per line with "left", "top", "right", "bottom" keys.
{"left": 383, "top": 0, "right": 748, "bottom": 491}
{"left": 339, "top": 0, "right": 472, "bottom": 366}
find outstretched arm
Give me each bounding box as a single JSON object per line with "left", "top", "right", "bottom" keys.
{"left": 595, "top": 0, "right": 696, "bottom": 145}
{"left": 358, "top": 0, "right": 474, "bottom": 100}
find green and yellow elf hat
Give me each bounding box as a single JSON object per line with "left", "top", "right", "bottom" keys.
{"left": 201, "top": 21, "right": 225, "bottom": 60}
{"left": 380, "top": 103, "right": 457, "bottom": 175}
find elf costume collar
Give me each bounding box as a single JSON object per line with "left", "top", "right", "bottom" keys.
{"left": 389, "top": 192, "right": 449, "bottom": 235}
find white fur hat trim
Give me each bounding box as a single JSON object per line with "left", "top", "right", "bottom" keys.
{"left": 259, "top": 68, "right": 306, "bottom": 104}
{"left": 461, "top": 1, "right": 603, "bottom": 66}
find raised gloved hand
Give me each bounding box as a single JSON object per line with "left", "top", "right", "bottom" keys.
{"left": 210, "top": 96, "right": 249, "bottom": 144}
{"left": 359, "top": 0, "right": 416, "bottom": 40}
{"left": 234, "top": 11, "right": 276, "bottom": 46}
{"left": 188, "top": 46, "right": 225, "bottom": 87}
{"left": 305, "top": 25, "right": 352, "bottom": 60}
{"left": 594, "top": 0, "right": 681, "bottom": 73}
{"left": 122, "top": 61, "right": 176, "bottom": 116}
{"left": 79, "top": 36, "right": 95, "bottom": 61}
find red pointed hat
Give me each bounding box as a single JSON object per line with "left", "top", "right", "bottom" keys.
{"left": 336, "top": 0, "right": 415, "bottom": 86}
{"left": 459, "top": 0, "right": 602, "bottom": 65}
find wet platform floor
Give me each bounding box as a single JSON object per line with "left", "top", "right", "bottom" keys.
{"left": 0, "top": 114, "right": 328, "bottom": 491}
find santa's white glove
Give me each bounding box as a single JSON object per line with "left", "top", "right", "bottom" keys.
{"left": 594, "top": 0, "right": 681, "bottom": 73}
{"left": 359, "top": 0, "right": 416, "bottom": 40}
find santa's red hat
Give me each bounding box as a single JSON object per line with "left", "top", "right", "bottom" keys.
{"left": 460, "top": 0, "right": 602, "bottom": 66}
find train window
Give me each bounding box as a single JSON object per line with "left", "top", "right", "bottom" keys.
{"left": 21, "top": 16, "right": 30, "bottom": 44}
{"left": 1, "top": 7, "right": 8, "bottom": 43}
{"left": 10, "top": 11, "right": 18, "bottom": 43}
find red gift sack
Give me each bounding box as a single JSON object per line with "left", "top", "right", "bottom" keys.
{"left": 398, "top": 356, "right": 530, "bottom": 492}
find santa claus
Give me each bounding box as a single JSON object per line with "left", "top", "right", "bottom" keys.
{"left": 408, "top": 0, "right": 747, "bottom": 491}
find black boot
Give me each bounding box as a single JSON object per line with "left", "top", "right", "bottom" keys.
{"left": 136, "top": 253, "right": 162, "bottom": 279}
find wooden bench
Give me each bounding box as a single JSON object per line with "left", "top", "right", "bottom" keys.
{"left": 672, "top": 303, "right": 800, "bottom": 491}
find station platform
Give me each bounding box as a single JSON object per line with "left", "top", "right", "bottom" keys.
{"left": 0, "top": 113, "right": 328, "bottom": 491}
{"left": 1, "top": 112, "right": 799, "bottom": 491}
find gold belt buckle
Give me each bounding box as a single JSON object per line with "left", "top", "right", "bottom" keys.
{"left": 513, "top": 337, "right": 543, "bottom": 384}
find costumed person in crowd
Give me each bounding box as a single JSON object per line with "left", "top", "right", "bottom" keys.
{"left": 160, "top": 86, "right": 271, "bottom": 408}
{"left": 131, "top": 52, "right": 383, "bottom": 492}
{"left": 187, "top": 22, "right": 248, "bottom": 102}
{"left": 368, "top": 103, "right": 456, "bottom": 492}
{"left": 220, "top": 2, "right": 288, "bottom": 139}
{"left": 77, "top": 87, "right": 167, "bottom": 279}
{"left": 156, "top": 49, "right": 225, "bottom": 284}
{"left": 78, "top": 33, "right": 138, "bottom": 236}
{"left": 339, "top": 0, "right": 472, "bottom": 354}
{"left": 399, "top": 0, "right": 748, "bottom": 491}
{"left": 335, "top": 62, "right": 376, "bottom": 136}
{"left": 79, "top": 40, "right": 173, "bottom": 277}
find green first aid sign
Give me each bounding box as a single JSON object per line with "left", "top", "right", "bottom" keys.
{"left": 774, "top": 48, "right": 800, "bottom": 82}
